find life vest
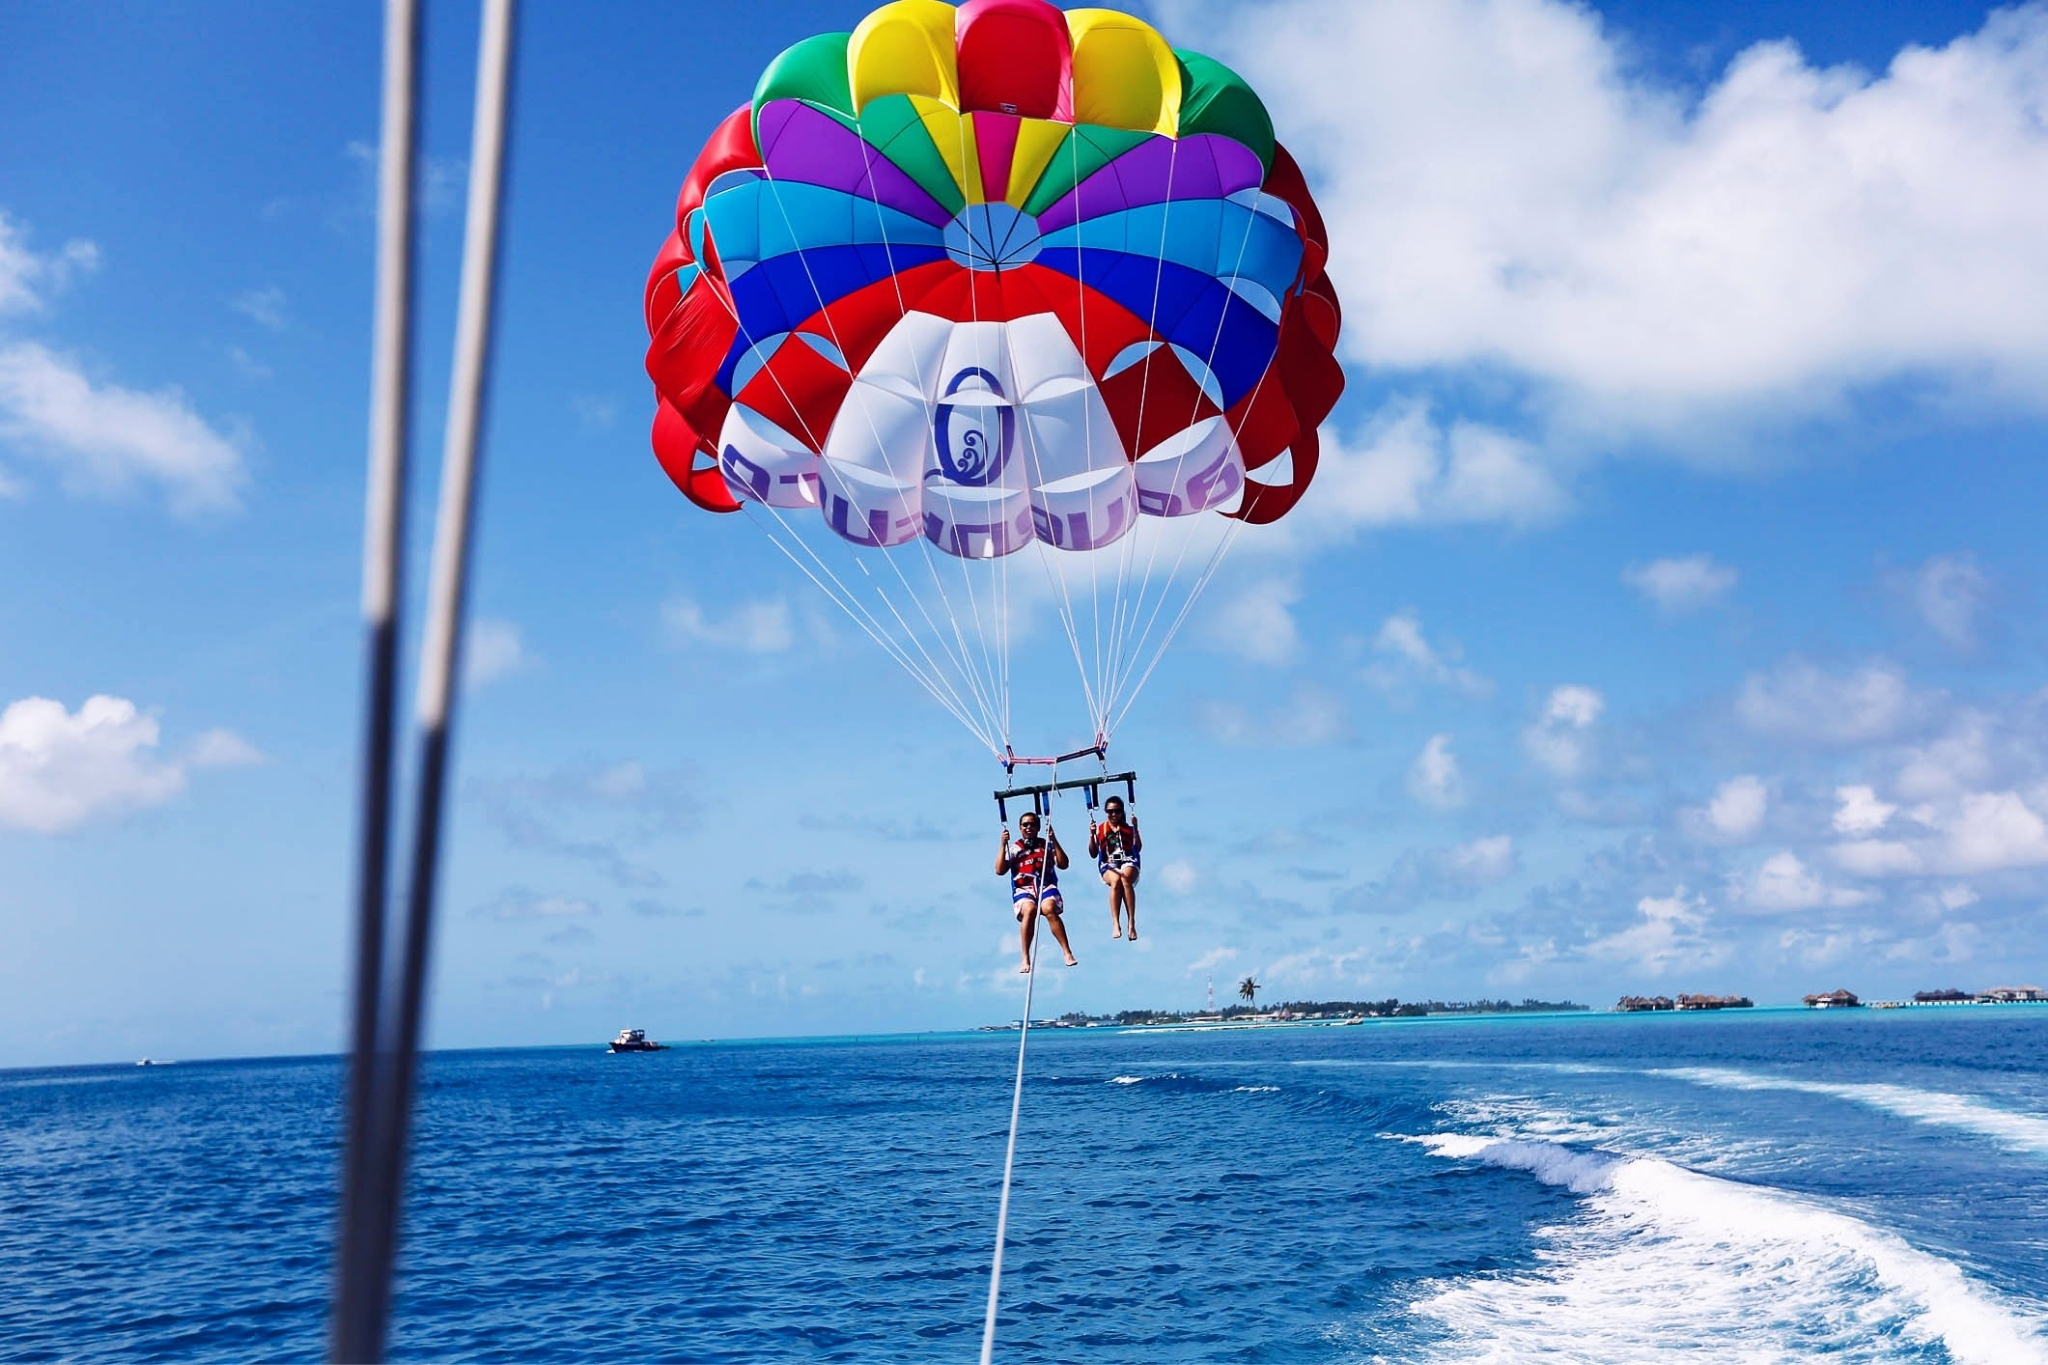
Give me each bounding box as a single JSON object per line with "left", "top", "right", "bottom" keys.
{"left": 1094, "top": 820, "right": 1138, "bottom": 860}
{"left": 1010, "top": 836, "right": 1056, "bottom": 891}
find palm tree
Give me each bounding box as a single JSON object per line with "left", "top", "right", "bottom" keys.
{"left": 1238, "top": 976, "right": 1260, "bottom": 1009}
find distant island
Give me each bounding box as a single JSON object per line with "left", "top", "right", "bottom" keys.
{"left": 983, "top": 997, "right": 1589, "bottom": 1030}
{"left": 1616, "top": 993, "right": 1754, "bottom": 1012}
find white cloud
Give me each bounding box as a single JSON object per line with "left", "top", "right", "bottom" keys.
{"left": 1584, "top": 888, "right": 1727, "bottom": 976}
{"left": 1735, "top": 661, "right": 1918, "bottom": 746}
{"left": 187, "top": 729, "right": 265, "bottom": 769}
{"left": 1894, "top": 714, "right": 1994, "bottom": 801}
{"left": 0, "top": 212, "right": 98, "bottom": 316}
{"left": 227, "top": 346, "right": 272, "bottom": 382}
{"left": 1777, "top": 925, "right": 1878, "bottom": 969}
{"left": 465, "top": 618, "right": 529, "bottom": 689}
{"left": 1408, "top": 732, "right": 1464, "bottom": 808}
{"left": 1742, "top": 850, "right": 1873, "bottom": 912}
{"left": 1524, "top": 684, "right": 1603, "bottom": 777}
{"left": 1196, "top": 686, "right": 1348, "bottom": 748}
{"left": 1444, "top": 834, "right": 1515, "bottom": 884}
{"left": 1828, "top": 789, "right": 2048, "bottom": 878}
{"left": 1206, "top": 575, "right": 1301, "bottom": 664}
{"left": 1366, "top": 611, "right": 1490, "bottom": 696}
{"left": 1186, "top": 0, "right": 2048, "bottom": 426}
{"left": 1161, "top": 859, "right": 1199, "bottom": 895}
{"left": 1831, "top": 838, "right": 1923, "bottom": 878}
{"left": 662, "top": 595, "right": 794, "bottom": 653}
{"left": 1260, "top": 944, "right": 1371, "bottom": 990}
{"left": 1899, "top": 554, "right": 1991, "bottom": 650}
{"left": 478, "top": 890, "right": 598, "bottom": 923}
{"left": 0, "top": 342, "right": 247, "bottom": 514}
{"left": 1942, "top": 791, "right": 2048, "bottom": 874}
{"left": 1623, "top": 555, "right": 1737, "bottom": 613}
{"left": 1685, "top": 774, "right": 1768, "bottom": 841}
{"left": 1287, "top": 401, "right": 1570, "bottom": 540}
{"left": 1186, "top": 946, "right": 1238, "bottom": 974}
{"left": 1833, "top": 784, "right": 1897, "bottom": 838}
{"left": 231, "top": 286, "right": 288, "bottom": 331}
{"left": 0, "top": 696, "right": 189, "bottom": 833}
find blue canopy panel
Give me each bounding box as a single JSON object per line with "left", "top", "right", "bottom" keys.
{"left": 1037, "top": 201, "right": 1303, "bottom": 306}
{"left": 1041, "top": 250, "right": 1280, "bottom": 409}
{"left": 715, "top": 243, "right": 948, "bottom": 393}
{"left": 696, "top": 179, "right": 945, "bottom": 277}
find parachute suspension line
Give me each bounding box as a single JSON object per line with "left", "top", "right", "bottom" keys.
{"left": 1027, "top": 127, "right": 1108, "bottom": 743}
{"left": 1108, "top": 501, "right": 1252, "bottom": 735}
{"left": 942, "top": 118, "right": 1014, "bottom": 750}
{"left": 1099, "top": 162, "right": 1278, "bottom": 731}
{"left": 1105, "top": 349, "right": 1287, "bottom": 734}
{"left": 856, "top": 554, "right": 1008, "bottom": 746}
{"left": 1099, "top": 484, "right": 1144, "bottom": 733}
{"left": 849, "top": 135, "right": 1014, "bottom": 750}
{"left": 702, "top": 262, "right": 1002, "bottom": 752}
{"left": 754, "top": 168, "right": 1010, "bottom": 745}
{"left": 743, "top": 503, "right": 1001, "bottom": 754}
{"left": 999, "top": 320, "right": 1106, "bottom": 742}
{"left": 1095, "top": 136, "right": 1187, "bottom": 733}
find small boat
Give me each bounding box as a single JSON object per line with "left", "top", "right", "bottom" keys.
{"left": 608, "top": 1028, "right": 666, "bottom": 1053}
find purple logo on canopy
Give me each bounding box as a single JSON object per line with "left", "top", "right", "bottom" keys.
{"left": 932, "top": 368, "right": 1015, "bottom": 487}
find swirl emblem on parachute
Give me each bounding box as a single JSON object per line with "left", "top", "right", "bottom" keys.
{"left": 933, "top": 368, "right": 1014, "bottom": 488}
{"left": 643, "top": 0, "right": 1344, "bottom": 561}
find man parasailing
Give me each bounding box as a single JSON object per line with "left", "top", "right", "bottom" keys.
{"left": 1089, "top": 795, "right": 1142, "bottom": 941}
{"left": 998, "top": 812, "right": 1077, "bottom": 974}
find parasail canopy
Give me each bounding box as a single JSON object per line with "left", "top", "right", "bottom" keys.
{"left": 644, "top": 0, "right": 1343, "bottom": 757}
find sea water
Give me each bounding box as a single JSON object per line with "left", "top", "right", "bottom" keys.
{"left": 2, "top": 1008, "right": 2045, "bottom": 1361}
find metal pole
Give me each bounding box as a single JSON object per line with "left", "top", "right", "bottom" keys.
{"left": 335, "top": 1, "right": 516, "bottom": 1357}
{"left": 332, "top": 0, "right": 419, "bottom": 1356}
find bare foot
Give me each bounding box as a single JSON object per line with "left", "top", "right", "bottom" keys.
{"left": 1113, "top": 927, "right": 1124, "bottom": 939}
{"left": 1018, "top": 960, "right": 1032, "bottom": 974}
{"left": 1063, "top": 953, "right": 1079, "bottom": 967}
{"left": 1128, "top": 930, "right": 1139, "bottom": 941}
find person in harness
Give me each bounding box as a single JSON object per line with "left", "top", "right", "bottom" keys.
{"left": 997, "top": 811, "right": 1077, "bottom": 973}
{"left": 1088, "top": 794, "right": 1142, "bottom": 941}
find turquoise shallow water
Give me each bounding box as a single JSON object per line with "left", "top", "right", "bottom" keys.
{"left": 3, "top": 1007, "right": 2046, "bottom": 1361}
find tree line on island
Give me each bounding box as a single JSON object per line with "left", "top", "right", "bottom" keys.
{"left": 1046, "top": 996, "right": 1590, "bottom": 1026}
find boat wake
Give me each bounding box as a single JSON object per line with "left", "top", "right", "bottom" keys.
{"left": 1656, "top": 1066, "right": 2048, "bottom": 1158}
{"left": 1387, "top": 1132, "right": 2046, "bottom": 1363}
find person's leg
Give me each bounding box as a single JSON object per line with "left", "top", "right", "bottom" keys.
{"left": 1016, "top": 899, "right": 1038, "bottom": 971}
{"left": 1102, "top": 870, "right": 1125, "bottom": 937}
{"left": 1119, "top": 866, "right": 1139, "bottom": 939}
{"left": 1041, "top": 901, "right": 1079, "bottom": 965}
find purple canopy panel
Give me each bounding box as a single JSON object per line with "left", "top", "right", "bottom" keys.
{"left": 756, "top": 101, "right": 954, "bottom": 228}
{"left": 1038, "top": 134, "right": 1267, "bottom": 235}
{"left": 1131, "top": 139, "right": 1218, "bottom": 205}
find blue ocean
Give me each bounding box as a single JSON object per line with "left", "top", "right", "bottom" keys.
{"left": 4, "top": 1008, "right": 2046, "bottom": 1361}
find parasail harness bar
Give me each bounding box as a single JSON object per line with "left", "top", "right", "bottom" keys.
{"left": 994, "top": 770, "right": 1136, "bottom": 822}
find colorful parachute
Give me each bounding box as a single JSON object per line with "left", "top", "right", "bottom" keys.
{"left": 643, "top": 0, "right": 1342, "bottom": 753}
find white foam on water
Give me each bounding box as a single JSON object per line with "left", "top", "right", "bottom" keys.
{"left": 1395, "top": 1133, "right": 2048, "bottom": 1364}
{"left": 1107, "top": 1075, "right": 1145, "bottom": 1085}
{"left": 1430, "top": 1093, "right": 1784, "bottom": 1175}
{"left": 1661, "top": 1066, "right": 2048, "bottom": 1158}
{"left": 1232, "top": 1084, "right": 1280, "bottom": 1094}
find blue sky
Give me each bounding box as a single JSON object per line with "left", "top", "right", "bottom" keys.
{"left": 4, "top": 0, "right": 2047, "bottom": 1067}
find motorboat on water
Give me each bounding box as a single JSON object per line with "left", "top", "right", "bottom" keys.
{"left": 608, "top": 1028, "right": 666, "bottom": 1053}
